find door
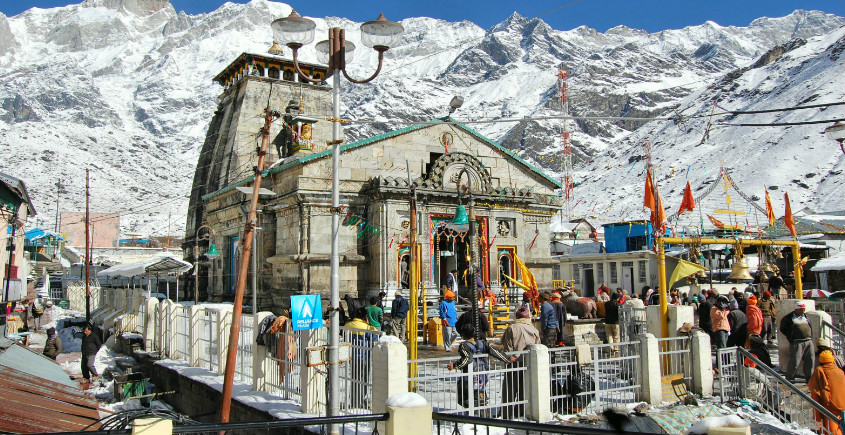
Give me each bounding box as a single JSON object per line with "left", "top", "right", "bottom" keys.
{"left": 582, "top": 267, "right": 595, "bottom": 297}
{"left": 622, "top": 267, "right": 634, "bottom": 295}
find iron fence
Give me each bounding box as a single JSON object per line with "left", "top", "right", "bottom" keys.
{"left": 172, "top": 305, "right": 190, "bottom": 361}
{"left": 719, "top": 346, "right": 845, "bottom": 435}
{"left": 195, "top": 310, "right": 215, "bottom": 371}
{"left": 234, "top": 314, "right": 254, "bottom": 384}
{"left": 656, "top": 335, "right": 693, "bottom": 394}
{"left": 822, "top": 320, "right": 845, "bottom": 358}
{"left": 432, "top": 411, "right": 657, "bottom": 435}
{"left": 619, "top": 305, "right": 646, "bottom": 341}
{"left": 264, "top": 325, "right": 327, "bottom": 404}
{"left": 410, "top": 348, "right": 529, "bottom": 419}
{"left": 339, "top": 327, "right": 384, "bottom": 414}
{"left": 549, "top": 341, "right": 641, "bottom": 415}
{"left": 818, "top": 300, "right": 845, "bottom": 331}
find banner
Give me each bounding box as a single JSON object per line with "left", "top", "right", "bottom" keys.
{"left": 290, "top": 294, "right": 323, "bottom": 331}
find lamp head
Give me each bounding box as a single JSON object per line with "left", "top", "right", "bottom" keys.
{"left": 271, "top": 10, "right": 316, "bottom": 48}
{"left": 205, "top": 243, "right": 220, "bottom": 259}
{"left": 360, "top": 13, "right": 404, "bottom": 50}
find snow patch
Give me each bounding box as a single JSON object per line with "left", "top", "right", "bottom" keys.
{"left": 385, "top": 392, "right": 428, "bottom": 408}
{"left": 687, "top": 415, "right": 749, "bottom": 435}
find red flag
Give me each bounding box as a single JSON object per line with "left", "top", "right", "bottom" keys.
{"left": 644, "top": 169, "right": 655, "bottom": 210}
{"left": 677, "top": 181, "right": 695, "bottom": 215}
{"left": 784, "top": 192, "right": 797, "bottom": 238}
{"left": 765, "top": 189, "right": 776, "bottom": 226}
{"left": 707, "top": 214, "right": 725, "bottom": 228}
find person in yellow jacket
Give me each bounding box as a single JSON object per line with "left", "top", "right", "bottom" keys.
{"left": 809, "top": 348, "right": 845, "bottom": 435}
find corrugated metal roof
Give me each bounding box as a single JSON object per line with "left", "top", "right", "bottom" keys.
{"left": 0, "top": 343, "right": 76, "bottom": 388}
{"left": 0, "top": 345, "right": 101, "bottom": 433}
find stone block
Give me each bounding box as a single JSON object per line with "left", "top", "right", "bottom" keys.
{"left": 708, "top": 426, "right": 750, "bottom": 435}
{"left": 385, "top": 395, "right": 432, "bottom": 435}
{"left": 564, "top": 321, "right": 602, "bottom": 345}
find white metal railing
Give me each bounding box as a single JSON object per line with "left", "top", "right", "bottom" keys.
{"left": 656, "top": 335, "right": 693, "bottom": 392}
{"left": 549, "top": 341, "right": 641, "bottom": 415}
{"left": 619, "top": 305, "right": 646, "bottom": 341}
{"left": 339, "top": 327, "right": 384, "bottom": 414}
{"left": 172, "top": 305, "right": 190, "bottom": 361}
{"left": 235, "top": 314, "right": 254, "bottom": 384}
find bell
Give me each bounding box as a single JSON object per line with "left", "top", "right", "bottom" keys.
{"left": 759, "top": 262, "right": 773, "bottom": 273}
{"left": 695, "top": 269, "right": 708, "bottom": 279}
{"left": 451, "top": 205, "right": 469, "bottom": 227}
{"left": 268, "top": 40, "right": 284, "bottom": 56}
{"left": 728, "top": 258, "right": 753, "bottom": 282}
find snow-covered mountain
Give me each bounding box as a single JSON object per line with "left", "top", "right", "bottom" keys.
{"left": 0, "top": 0, "right": 842, "bottom": 238}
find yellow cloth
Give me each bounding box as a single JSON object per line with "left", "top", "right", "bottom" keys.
{"left": 668, "top": 259, "right": 707, "bottom": 288}
{"left": 820, "top": 350, "right": 835, "bottom": 364}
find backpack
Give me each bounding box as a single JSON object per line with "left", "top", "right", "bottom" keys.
{"left": 465, "top": 341, "right": 490, "bottom": 391}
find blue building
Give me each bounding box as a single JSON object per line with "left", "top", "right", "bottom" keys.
{"left": 602, "top": 220, "right": 655, "bottom": 253}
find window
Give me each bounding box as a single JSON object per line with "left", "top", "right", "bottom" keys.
{"left": 573, "top": 264, "right": 581, "bottom": 284}
{"left": 597, "top": 263, "right": 604, "bottom": 284}
{"left": 638, "top": 260, "right": 647, "bottom": 282}
{"left": 626, "top": 235, "right": 647, "bottom": 251}
{"left": 621, "top": 261, "right": 633, "bottom": 267}
{"left": 609, "top": 262, "right": 618, "bottom": 283}
{"left": 552, "top": 264, "right": 561, "bottom": 281}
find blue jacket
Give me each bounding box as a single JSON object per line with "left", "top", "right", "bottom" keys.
{"left": 439, "top": 300, "right": 457, "bottom": 326}
{"left": 392, "top": 295, "right": 409, "bottom": 319}
{"left": 540, "top": 301, "right": 559, "bottom": 330}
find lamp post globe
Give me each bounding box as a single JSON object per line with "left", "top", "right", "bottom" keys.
{"left": 360, "top": 13, "right": 404, "bottom": 50}
{"left": 270, "top": 10, "right": 316, "bottom": 48}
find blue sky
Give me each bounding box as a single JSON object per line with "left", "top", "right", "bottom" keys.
{"left": 2, "top": 1, "right": 843, "bottom": 32}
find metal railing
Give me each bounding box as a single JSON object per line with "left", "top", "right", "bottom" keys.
{"left": 619, "top": 305, "right": 646, "bottom": 342}
{"left": 549, "top": 341, "right": 641, "bottom": 415}
{"left": 195, "top": 310, "right": 215, "bottom": 371}
{"left": 409, "top": 347, "right": 529, "bottom": 419}
{"left": 339, "top": 326, "right": 384, "bottom": 414}
{"left": 234, "top": 314, "right": 254, "bottom": 384}
{"left": 656, "top": 335, "right": 693, "bottom": 394}
{"left": 432, "top": 412, "right": 657, "bottom": 435}
{"left": 719, "top": 346, "right": 845, "bottom": 435}
{"left": 818, "top": 300, "right": 845, "bottom": 331}
{"left": 822, "top": 320, "right": 845, "bottom": 358}
{"left": 172, "top": 305, "right": 190, "bottom": 361}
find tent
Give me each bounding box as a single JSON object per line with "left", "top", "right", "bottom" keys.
{"left": 98, "top": 255, "right": 192, "bottom": 302}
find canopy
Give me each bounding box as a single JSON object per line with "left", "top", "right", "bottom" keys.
{"left": 97, "top": 255, "right": 192, "bottom": 278}
{"left": 24, "top": 228, "right": 66, "bottom": 243}
{"left": 811, "top": 251, "right": 845, "bottom": 272}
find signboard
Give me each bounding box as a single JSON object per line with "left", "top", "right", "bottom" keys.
{"left": 290, "top": 294, "right": 323, "bottom": 331}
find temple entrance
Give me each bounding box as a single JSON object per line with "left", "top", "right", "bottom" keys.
{"left": 435, "top": 229, "right": 469, "bottom": 298}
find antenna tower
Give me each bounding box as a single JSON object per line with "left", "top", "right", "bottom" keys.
{"left": 556, "top": 67, "right": 573, "bottom": 219}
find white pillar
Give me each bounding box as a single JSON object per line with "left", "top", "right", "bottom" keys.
{"left": 165, "top": 300, "right": 179, "bottom": 358}
{"left": 639, "top": 333, "right": 662, "bottom": 405}
{"left": 143, "top": 298, "right": 158, "bottom": 352}
{"left": 216, "top": 308, "right": 233, "bottom": 375}
{"left": 252, "top": 312, "right": 274, "bottom": 391}
{"left": 300, "top": 328, "right": 327, "bottom": 414}
{"left": 690, "top": 331, "right": 713, "bottom": 397}
{"left": 373, "top": 341, "right": 409, "bottom": 433}
{"left": 385, "top": 394, "right": 432, "bottom": 435}
{"left": 526, "top": 343, "right": 551, "bottom": 423}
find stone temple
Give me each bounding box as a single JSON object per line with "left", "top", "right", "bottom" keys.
{"left": 185, "top": 51, "right": 563, "bottom": 312}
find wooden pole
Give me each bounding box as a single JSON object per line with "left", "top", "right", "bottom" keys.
{"left": 85, "top": 169, "right": 91, "bottom": 323}
{"left": 220, "top": 107, "right": 277, "bottom": 424}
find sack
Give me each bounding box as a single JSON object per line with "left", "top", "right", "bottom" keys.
{"left": 466, "top": 341, "right": 490, "bottom": 391}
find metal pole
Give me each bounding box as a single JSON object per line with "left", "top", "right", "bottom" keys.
{"left": 657, "top": 238, "right": 668, "bottom": 338}
{"left": 407, "top": 163, "right": 418, "bottom": 390}
{"left": 327, "top": 57, "right": 342, "bottom": 435}
{"left": 220, "top": 107, "right": 276, "bottom": 424}
{"left": 3, "top": 212, "right": 16, "bottom": 305}
{"left": 85, "top": 169, "right": 91, "bottom": 323}
{"left": 252, "top": 211, "right": 260, "bottom": 313}
{"left": 791, "top": 243, "right": 803, "bottom": 299}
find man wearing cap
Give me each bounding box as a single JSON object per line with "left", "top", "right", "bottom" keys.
{"left": 727, "top": 299, "right": 749, "bottom": 348}
{"left": 444, "top": 269, "right": 458, "bottom": 297}
{"left": 604, "top": 293, "right": 621, "bottom": 353}
{"left": 780, "top": 302, "right": 814, "bottom": 383}
{"left": 758, "top": 291, "right": 777, "bottom": 346}
{"left": 391, "top": 290, "right": 409, "bottom": 342}
{"left": 808, "top": 338, "right": 845, "bottom": 435}
{"left": 697, "top": 294, "right": 713, "bottom": 336}
{"left": 547, "top": 292, "right": 568, "bottom": 346}
{"left": 539, "top": 292, "right": 558, "bottom": 347}
{"left": 439, "top": 291, "right": 458, "bottom": 351}
{"left": 501, "top": 306, "right": 540, "bottom": 418}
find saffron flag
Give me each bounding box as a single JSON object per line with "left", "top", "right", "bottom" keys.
{"left": 765, "top": 189, "right": 776, "bottom": 226}
{"left": 707, "top": 214, "right": 726, "bottom": 228}
{"left": 677, "top": 181, "right": 695, "bottom": 215}
{"left": 644, "top": 169, "right": 655, "bottom": 210}
{"left": 514, "top": 254, "right": 539, "bottom": 311}
{"left": 784, "top": 192, "right": 797, "bottom": 238}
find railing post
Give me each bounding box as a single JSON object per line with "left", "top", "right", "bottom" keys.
{"left": 188, "top": 305, "right": 202, "bottom": 366}
{"left": 639, "top": 333, "right": 662, "bottom": 405}
{"left": 143, "top": 298, "right": 158, "bottom": 352}
{"left": 300, "top": 328, "right": 327, "bottom": 414}
{"left": 385, "top": 393, "right": 432, "bottom": 435}
{"left": 166, "top": 300, "right": 179, "bottom": 358}
{"left": 526, "top": 343, "right": 551, "bottom": 423}
{"left": 217, "top": 308, "right": 233, "bottom": 375}
{"left": 690, "top": 331, "right": 713, "bottom": 397}
{"left": 373, "top": 341, "right": 409, "bottom": 434}
{"left": 252, "top": 312, "right": 273, "bottom": 391}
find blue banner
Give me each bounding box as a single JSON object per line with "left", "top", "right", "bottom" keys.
{"left": 290, "top": 294, "right": 323, "bottom": 331}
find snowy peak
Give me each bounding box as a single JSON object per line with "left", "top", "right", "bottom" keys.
{"left": 81, "top": 0, "right": 174, "bottom": 16}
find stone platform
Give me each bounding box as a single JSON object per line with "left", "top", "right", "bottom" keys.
{"left": 564, "top": 318, "right": 606, "bottom": 346}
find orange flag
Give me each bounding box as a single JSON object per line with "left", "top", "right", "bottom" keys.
{"left": 644, "top": 169, "right": 655, "bottom": 210}
{"left": 707, "top": 214, "right": 725, "bottom": 228}
{"left": 677, "top": 181, "right": 695, "bottom": 214}
{"left": 765, "top": 189, "right": 776, "bottom": 226}
{"left": 784, "top": 192, "right": 797, "bottom": 238}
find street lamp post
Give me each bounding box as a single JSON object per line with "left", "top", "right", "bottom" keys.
{"left": 271, "top": 10, "right": 404, "bottom": 431}
{"left": 193, "top": 225, "right": 218, "bottom": 305}
{"left": 454, "top": 169, "right": 481, "bottom": 342}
